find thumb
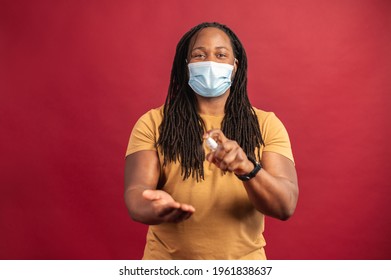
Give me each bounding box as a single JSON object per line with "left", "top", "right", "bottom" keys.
{"left": 142, "top": 189, "right": 160, "bottom": 201}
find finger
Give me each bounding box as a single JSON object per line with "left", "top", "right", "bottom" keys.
{"left": 142, "top": 189, "right": 160, "bottom": 201}
{"left": 213, "top": 145, "right": 229, "bottom": 161}
{"left": 163, "top": 208, "right": 185, "bottom": 222}
{"left": 221, "top": 147, "right": 243, "bottom": 172}
{"left": 205, "top": 146, "right": 223, "bottom": 164}
{"left": 180, "top": 203, "right": 196, "bottom": 213}
{"left": 181, "top": 211, "right": 194, "bottom": 221}
{"left": 179, "top": 210, "right": 194, "bottom": 222}
{"left": 170, "top": 207, "right": 195, "bottom": 223}
{"left": 212, "top": 141, "right": 237, "bottom": 169}
{"left": 205, "top": 152, "right": 214, "bottom": 162}
{"left": 156, "top": 202, "right": 181, "bottom": 218}
{"left": 172, "top": 210, "right": 190, "bottom": 223}
{"left": 205, "top": 129, "right": 229, "bottom": 144}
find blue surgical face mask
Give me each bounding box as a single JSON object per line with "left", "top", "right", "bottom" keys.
{"left": 188, "top": 61, "right": 234, "bottom": 97}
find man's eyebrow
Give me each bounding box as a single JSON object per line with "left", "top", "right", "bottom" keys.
{"left": 191, "top": 46, "right": 230, "bottom": 51}
{"left": 215, "top": 46, "right": 229, "bottom": 50}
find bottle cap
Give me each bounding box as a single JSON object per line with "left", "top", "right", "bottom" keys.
{"left": 206, "top": 137, "right": 218, "bottom": 151}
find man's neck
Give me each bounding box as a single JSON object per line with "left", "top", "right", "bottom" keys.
{"left": 195, "top": 91, "right": 229, "bottom": 116}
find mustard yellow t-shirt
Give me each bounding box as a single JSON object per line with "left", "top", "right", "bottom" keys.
{"left": 126, "top": 106, "right": 294, "bottom": 260}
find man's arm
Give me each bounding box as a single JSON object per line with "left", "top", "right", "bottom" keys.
{"left": 124, "top": 150, "right": 195, "bottom": 225}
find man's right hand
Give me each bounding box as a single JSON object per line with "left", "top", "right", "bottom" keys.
{"left": 142, "top": 189, "right": 195, "bottom": 223}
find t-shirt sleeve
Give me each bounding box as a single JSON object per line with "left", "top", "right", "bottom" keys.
{"left": 125, "top": 111, "right": 158, "bottom": 157}
{"left": 261, "top": 112, "right": 294, "bottom": 163}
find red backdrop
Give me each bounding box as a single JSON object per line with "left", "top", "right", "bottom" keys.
{"left": 1, "top": 0, "right": 390, "bottom": 260}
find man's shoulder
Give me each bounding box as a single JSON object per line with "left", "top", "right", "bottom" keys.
{"left": 252, "top": 106, "right": 276, "bottom": 121}
{"left": 139, "top": 105, "right": 165, "bottom": 122}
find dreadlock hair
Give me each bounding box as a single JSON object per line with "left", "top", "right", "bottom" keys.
{"left": 157, "top": 22, "right": 264, "bottom": 181}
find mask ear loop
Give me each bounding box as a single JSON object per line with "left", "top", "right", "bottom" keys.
{"left": 233, "top": 58, "right": 238, "bottom": 71}
{"left": 231, "top": 58, "right": 238, "bottom": 81}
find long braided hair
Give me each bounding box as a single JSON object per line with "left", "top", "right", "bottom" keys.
{"left": 157, "top": 22, "right": 264, "bottom": 181}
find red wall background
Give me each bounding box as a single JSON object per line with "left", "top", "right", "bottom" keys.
{"left": 1, "top": 0, "right": 390, "bottom": 260}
